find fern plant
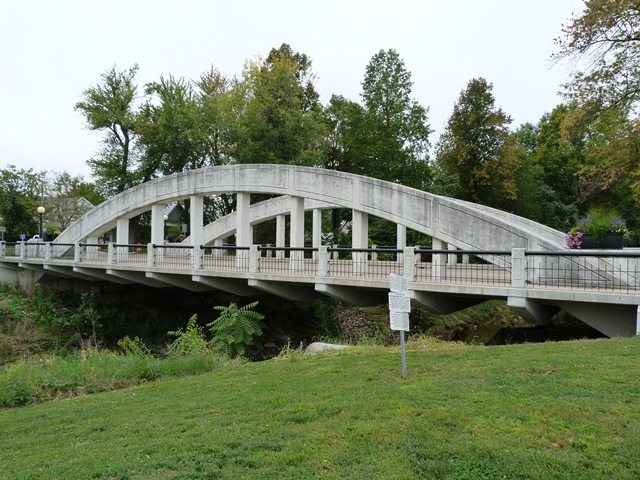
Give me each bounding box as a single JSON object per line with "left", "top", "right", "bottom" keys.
{"left": 208, "top": 301, "right": 264, "bottom": 358}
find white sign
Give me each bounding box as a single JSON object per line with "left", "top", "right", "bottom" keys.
{"left": 0, "top": 226, "right": 5, "bottom": 233}
{"left": 388, "top": 292, "right": 410, "bottom": 313}
{"left": 389, "top": 273, "right": 408, "bottom": 293}
{"left": 390, "top": 312, "right": 410, "bottom": 332}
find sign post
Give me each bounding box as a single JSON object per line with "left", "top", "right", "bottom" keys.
{"left": 0, "top": 226, "right": 5, "bottom": 242}
{"left": 389, "top": 274, "right": 410, "bottom": 378}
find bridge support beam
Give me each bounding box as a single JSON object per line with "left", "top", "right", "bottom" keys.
{"left": 236, "top": 192, "right": 251, "bottom": 247}
{"left": 116, "top": 217, "right": 129, "bottom": 244}
{"left": 192, "top": 275, "right": 259, "bottom": 296}
{"left": 151, "top": 204, "right": 165, "bottom": 245}
{"left": 352, "top": 210, "right": 368, "bottom": 275}
{"left": 247, "top": 279, "right": 317, "bottom": 302}
{"left": 315, "top": 283, "right": 386, "bottom": 306}
{"left": 146, "top": 272, "right": 210, "bottom": 292}
{"left": 507, "top": 296, "right": 557, "bottom": 325}
{"left": 411, "top": 290, "right": 484, "bottom": 314}
{"left": 106, "top": 269, "right": 168, "bottom": 288}
{"left": 73, "top": 266, "right": 133, "bottom": 284}
{"left": 189, "top": 195, "right": 204, "bottom": 246}
{"left": 397, "top": 224, "right": 406, "bottom": 262}
{"left": 556, "top": 301, "right": 638, "bottom": 338}
{"left": 276, "top": 214, "right": 285, "bottom": 259}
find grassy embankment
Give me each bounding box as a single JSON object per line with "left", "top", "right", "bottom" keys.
{"left": 1, "top": 336, "right": 639, "bottom": 479}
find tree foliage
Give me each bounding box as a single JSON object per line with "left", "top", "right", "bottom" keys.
{"left": 434, "top": 78, "right": 520, "bottom": 209}
{"left": 0, "top": 166, "right": 45, "bottom": 240}
{"left": 75, "top": 65, "right": 140, "bottom": 195}
{"left": 554, "top": 0, "right": 640, "bottom": 112}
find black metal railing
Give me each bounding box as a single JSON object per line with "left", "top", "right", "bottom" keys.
{"left": 525, "top": 250, "right": 640, "bottom": 293}
{"left": 78, "top": 243, "right": 106, "bottom": 263}
{"left": 201, "top": 245, "right": 250, "bottom": 271}
{"left": 258, "top": 246, "right": 318, "bottom": 275}
{"left": 327, "top": 247, "right": 404, "bottom": 278}
{"left": 154, "top": 245, "right": 194, "bottom": 269}
{"left": 2, "top": 242, "right": 19, "bottom": 257}
{"left": 52, "top": 243, "right": 75, "bottom": 259}
{"left": 113, "top": 244, "right": 148, "bottom": 266}
{"left": 414, "top": 249, "right": 512, "bottom": 285}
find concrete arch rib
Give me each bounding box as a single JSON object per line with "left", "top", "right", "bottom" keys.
{"left": 55, "top": 164, "right": 566, "bottom": 250}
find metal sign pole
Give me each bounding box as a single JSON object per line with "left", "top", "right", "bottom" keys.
{"left": 400, "top": 330, "right": 407, "bottom": 378}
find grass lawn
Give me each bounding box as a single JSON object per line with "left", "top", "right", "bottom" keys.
{"left": 1, "top": 337, "right": 639, "bottom": 479}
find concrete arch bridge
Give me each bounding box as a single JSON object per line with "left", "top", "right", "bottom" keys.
{"left": 1, "top": 164, "right": 639, "bottom": 337}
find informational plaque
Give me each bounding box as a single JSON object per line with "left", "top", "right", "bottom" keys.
{"left": 390, "top": 312, "right": 410, "bottom": 332}
{"left": 388, "top": 292, "right": 411, "bottom": 314}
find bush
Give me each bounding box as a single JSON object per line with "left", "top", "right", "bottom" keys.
{"left": 167, "top": 315, "right": 210, "bottom": 358}
{"left": 208, "top": 301, "right": 264, "bottom": 358}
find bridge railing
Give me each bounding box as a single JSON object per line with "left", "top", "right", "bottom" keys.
{"left": 155, "top": 244, "right": 193, "bottom": 269}
{"left": 414, "top": 249, "right": 512, "bottom": 285}
{"left": 257, "top": 246, "right": 318, "bottom": 275}
{"left": 201, "top": 245, "right": 250, "bottom": 271}
{"left": 524, "top": 250, "right": 640, "bottom": 292}
{"left": 111, "top": 244, "right": 148, "bottom": 266}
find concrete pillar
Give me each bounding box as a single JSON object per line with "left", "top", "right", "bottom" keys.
{"left": 397, "top": 224, "right": 406, "bottom": 262}
{"left": 290, "top": 197, "right": 305, "bottom": 270}
{"left": 432, "top": 238, "right": 446, "bottom": 280}
{"left": 236, "top": 192, "right": 251, "bottom": 247}
{"left": 150, "top": 204, "right": 165, "bottom": 245}
{"left": 511, "top": 248, "right": 526, "bottom": 288}
{"left": 317, "top": 245, "right": 329, "bottom": 276}
{"left": 637, "top": 306, "right": 640, "bottom": 336}
{"left": 116, "top": 217, "right": 129, "bottom": 244}
{"left": 447, "top": 243, "right": 457, "bottom": 265}
{"left": 189, "top": 195, "right": 204, "bottom": 247}
{"left": 276, "top": 214, "right": 286, "bottom": 259}
{"left": 403, "top": 246, "right": 415, "bottom": 280}
{"left": 312, "top": 208, "right": 322, "bottom": 259}
{"left": 147, "top": 243, "right": 156, "bottom": 267}
{"left": 352, "top": 210, "right": 368, "bottom": 275}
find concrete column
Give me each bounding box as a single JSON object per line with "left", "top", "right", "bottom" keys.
{"left": 290, "top": 197, "right": 305, "bottom": 270}
{"left": 74, "top": 242, "right": 81, "bottom": 262}
{"left": 511, "top": 248, "right": 526, "bottom": 288}
{"left": 189, "top": 195, "right": 204, "bottom": 247}
{"left": 276, "top": 214, "right": 286, "bottom": 259}
{"left": 19, "top": 242, "right": 26, "bottom": 259}
{"left": 352, "top": 210, "right": 368, "bottom": 275}
{"left": 147, "top": 243, "right": 156, "bottom": 267}
{"left": 150, "top": 204, "right": 165, "bottom": 245}
{"left": 317, "top": 245, "right": 329, "bottom": 276}
{"left": 397, "top": 224, "right": 406, "bottom": 262}
{"left": 447, "top": 244, "right": 457, "bottom": 265}
{"left": 432, "top": 238, "right": 446, "bottom": 280}
{"left": 249, "top": 245, "right": 259, "bottom": 274}
{"left": 44, "top": 242, "right": 52, "bottom": 261}
{"left": 636, "top": 306, "right": 640, "bottom": 336}
{"left": 116, "top": 217, "right": 129, "bottom": 244}
{"left": 403, "top": 246, "right": 415, "bottom": 280}
{"left": 312, "top": 208, "right": 322, "bottom": 259}
{"left": 193, "top": 244, "right": 203, "bottom": 270}
{"left": 236, "top": 192, "right": 251, "bottom": 246}
{"left": 107, "top": 243, "right": 115, "bottom": 265}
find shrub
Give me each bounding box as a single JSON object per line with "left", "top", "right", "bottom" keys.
{"left": 167, "top": 315, "right": 210, "bottom": 358}
{"left": 208, "top": 301, "right": 264, "bottom": 358}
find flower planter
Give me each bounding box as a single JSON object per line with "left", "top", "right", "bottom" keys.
{"left": 580, "top": 233, "right": 624, "bottom": 249}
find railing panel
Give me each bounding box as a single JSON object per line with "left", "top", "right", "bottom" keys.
{"left": 327, "top": 247, "right": 404, "bottom": 278}
{"left": 155, "top": 245, "right": 194, "bottom": 269}
{"left": 258, "top": 246, "right": 318, "bottom": 275}
{"left": 3, "top": 242, "right": 19, "bottom": 257}
{"left": 525, "top": 251, "right": 640, "bottom": 293}
{"left": 113, "top": 244, "right": 148, "bottom": 266}
{"left": 201, "top": 245, "right": 250, "bottom": 272}
{"left": 52, "top": 243, "right": 75, "bottom": 259}
{"left": 23, "top": 242, "right": 46, "bottom": 259}
{"left": 414, "top": 249, "right": 511, "bottom": 286}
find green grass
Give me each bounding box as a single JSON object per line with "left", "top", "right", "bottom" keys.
{"left": 1, "top": 337, "right": 639, "bottom": 479}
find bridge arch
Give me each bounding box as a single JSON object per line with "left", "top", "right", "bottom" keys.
{"left": 56, "top": 164, "right": 566, "bottom": 252}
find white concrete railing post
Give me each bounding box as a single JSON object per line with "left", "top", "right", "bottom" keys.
{"left": 371, "top": 245, "right": 378, "bottom": 262}
{"left": 0, "top": 242, "right": 5, "bottom": 257}
{"left": 317, "top": 246, "right": 329, "bottom": 276}
{"left": 432, "top": 239, "right": 446, "bottom": 281}
{"left": 74, "top": 242, "right": 82, "bottom": 262}
{"left": 19, "top": 241, "right": 26, "bottom": 259}
{"left": 44, "top": 242, "right": 52, "bottom": 261}
{"left": 147, "top": 243, "right": 156, "bottom": 267}
{"left": 193, "top": 245, "right": 203, "bottom": 270}
{"left": 249, "top": 245, "right": 259, "bottom": 274}
{"left": 403, "top": 246, "right": 415, "bottom": 280}
{"left": 511, "top": 248, "right": 526, "bottom": 288}
{"left": 107, "top": 243, "right": 115, "bottom": 265}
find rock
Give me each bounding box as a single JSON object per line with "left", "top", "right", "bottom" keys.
{"left": 305, "top": 342, "right": 348, "bottom": 353}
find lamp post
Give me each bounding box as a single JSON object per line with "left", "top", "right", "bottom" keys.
{"left": 37, "top": 206, "right": 45, "bottom": 239}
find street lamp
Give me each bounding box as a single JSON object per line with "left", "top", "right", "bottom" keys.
{"left": 163, "top": 214, "right": 169, "bottom": 240}
{"left": 37, "top": 206, "right": 45, "bottom": 239}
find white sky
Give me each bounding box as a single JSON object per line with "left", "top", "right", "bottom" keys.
{"left": 0, "top": 0, "right": 582, "bottom": 178}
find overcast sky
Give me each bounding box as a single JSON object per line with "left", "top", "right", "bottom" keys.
{"left": 0, "top": 0, "right": 582, "bottom": 178}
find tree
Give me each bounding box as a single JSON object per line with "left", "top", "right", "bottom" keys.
{"left": 433, "top": 78, "right": 520, "bottom": 209}
{"left": 359, "top": 49, "right": 431, "bottom": 188}
{"left": 234, "top": 43, "right": 327, "bottom": 166}
{"left": 45, "top": 172, "right": 98, "bottom": 231}
{"left": 0, "top": 165, "right": 46, "bottom": 240}
{"left": 75, "top": 65, "right": 140, "bottom": 195}
{"left": 554, "top": 0, "right": 640, "bottom": 112}
{"left": 137, "top": 75, "right": 206, "bottom": 179}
